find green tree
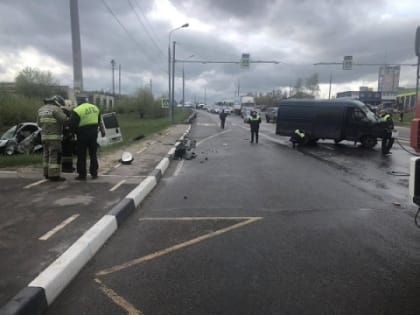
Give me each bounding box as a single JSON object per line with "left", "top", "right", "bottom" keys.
{"left": 305, "top": 73, "right": 320, "bottom": 97}
{"left": 15, "top": 67, "right": 65, "bottom": 98}
{"left": 134, "top": 87, "right": 154, "bottom": 118}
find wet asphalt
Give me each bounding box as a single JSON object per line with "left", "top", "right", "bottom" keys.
{"left": 44, "top": 111, "right": 420, "bottom": 315}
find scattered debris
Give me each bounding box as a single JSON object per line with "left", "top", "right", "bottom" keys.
{"left": 133, "top": 134, "right": 145, "bottom": 141}
{"left": 392, "top": 202, "right": 401, "bottom": 207}
{"left": 174, "top": 137, "right": 197, "bottom": 160}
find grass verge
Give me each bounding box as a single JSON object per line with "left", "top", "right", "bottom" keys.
{"left": 0, "top": 108, "right": 191, "bottom": 169}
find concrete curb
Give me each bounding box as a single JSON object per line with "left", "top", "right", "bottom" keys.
{"left": 0, "top": 124, "right": 192, "bottom": 315}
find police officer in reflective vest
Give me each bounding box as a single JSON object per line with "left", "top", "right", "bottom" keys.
{"left": 381, "top": 113, "right": 394, "bottom": 155}
{"left": 290, "top": 129, "right": 306, "bottom": 148}
{"left": 37, "top": 95, "right": 68, "bottom": 181}
{"left": 70, "top": 95, "right": 105, "bottom": 180}
{"left": 247, "top": 110, "right": 261, "bottom": 143}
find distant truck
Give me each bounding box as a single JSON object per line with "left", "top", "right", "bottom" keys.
{"left": 240, "top": 96, "right": 256, "bottom": 118}
{"left": 275, "top": 99, "right": 392, "bottom": 148}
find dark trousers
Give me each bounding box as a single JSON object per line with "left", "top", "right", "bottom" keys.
{"left": 61, "top": 139, "right": 75, "bottom": 173}
{"left": 76, "top": 129, "right": 98, "bottom": 177}
{"left": 381, "top": 131, "right": 394, "bottom": 154}
{"left": 251, "top": 127, "right": 259, "bottom": 143}
{"left": 220, "top": 119, "right": 225, "bottom": 129}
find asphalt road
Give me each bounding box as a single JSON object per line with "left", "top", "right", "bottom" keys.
{"left": 43, "top": 111, "right": 420, "bottom": 314}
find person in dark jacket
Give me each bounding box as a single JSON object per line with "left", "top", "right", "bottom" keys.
{"left": 247, "top": 110, "right": 261, "bottom": 144}
{"left": 70, "top": 95, "right": 106, "bottom": 180}
{"left": 381, "top": 113, "right": 394, "bottom": 155}
{"left": 219, "top": 109, "right": 227, "bottom": 129}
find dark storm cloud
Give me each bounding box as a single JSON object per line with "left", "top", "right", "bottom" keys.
{"left": 0, "top": 0, "right": 419, "bottom": 100}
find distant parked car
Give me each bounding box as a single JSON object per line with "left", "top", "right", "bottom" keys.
{"left": 0, "top": 122, "right": 42, "bottom": 155}
{"left": 265, "top": 107, "right": 277, "bottom": 123}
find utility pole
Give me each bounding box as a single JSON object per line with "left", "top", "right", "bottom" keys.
{"left": 70, "top": 0, "right": 83, "bottom": 93}
{"left": 182, "top": 65, "right": 185, "bottom": 106}
{"left": 111, "top": 59, "right": 116, "bottom": 96}
{"left": 171, "top": 41, "right": 176, "bottom": 123}
{"left": 118, "top": 64, "right": 121, "bottom": 98}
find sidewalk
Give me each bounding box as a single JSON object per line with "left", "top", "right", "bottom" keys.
{"left": 0, "top": 123, "right": 191, "bottom": 315}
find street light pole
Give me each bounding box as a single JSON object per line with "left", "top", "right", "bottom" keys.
{"left": 171, "top": 40, "right": 176, "bottom": 123}
{"left": 168, "top": 23, "right": 189, "bottom": 123}
{"left": 182, "top": 54, "right": 194, "bottom": 107}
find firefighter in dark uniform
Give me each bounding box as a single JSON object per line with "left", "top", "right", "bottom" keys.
{"left": 381, "top": 113, "right": 394, "bottom": 155}
{"left": 290, "top": 129, "right": 306, "bottom": 148}
{"left": 61, "top": 101, "right": 76, "bottom": 173}
{"left": 70, "top": 95, "right": 106, "bottom": 180}
{"left": 37, "top": 95, "right": 68, "bottom": 181}
{"left": 247, "top": 110, "right": 261, "bottom": 143}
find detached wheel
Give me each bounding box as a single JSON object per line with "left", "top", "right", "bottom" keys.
{"left": 360, "top": 136, "right": 377, "bottom": 148}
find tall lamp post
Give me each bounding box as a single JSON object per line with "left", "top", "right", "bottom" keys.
{"left": 168, "top": 23, "right": 189, "bottom": 123}
{"left": 182, "top": 54, "right": 195, "bottom": 107}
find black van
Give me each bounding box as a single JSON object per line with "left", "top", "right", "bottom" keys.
{"left": 275, "top": 99, "right": 390, "bottom": 148}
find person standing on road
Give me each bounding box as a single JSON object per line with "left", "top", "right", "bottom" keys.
{"left": 37, "top": 95, "right": 68, "bottom": 181}
{"left": 61, "top": 100, "right": 76, "bottom": 173}
{"left": 247, "top": 110, "right": 261, "bottom": 144}
{"left": 70, "top": 95, "right": 106, "bottom": 180}
{"left": 381, "top": 113, "right": 394, "bottom": 155}
{"left": 219, "top": 109, "right": 227, "bottom": 129}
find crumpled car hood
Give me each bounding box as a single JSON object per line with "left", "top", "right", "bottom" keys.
{"left": 0, "top": 139, "right": 8, "bottom": 148}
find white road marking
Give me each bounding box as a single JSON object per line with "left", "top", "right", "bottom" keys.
{"left": 24, "top": 179, "right": 48, "bottom": 189}
{"left": 96, "top": 216, "right": 262, "bottom": 276}
{"left": 136, "top": 147, "right": 147, "bottom": 154}
{"left": 95, "top": 278, "right": 143, "bottom": 315}
{"left": 38, "top": 214, "right": 80, "bottom": 241}
{"left": 110, "top": 180, "right": 126, "bottom": 192}
{"left": 173, "top": 160, "right": 184, "bottom": 177}
{"left": 196, "top": 129, "right": 232, "bottom": 147}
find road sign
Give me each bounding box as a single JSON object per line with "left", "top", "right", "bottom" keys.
{"left": 161, "top": 97, "right": 170, "bottom": 108}
{"left": 240, "top": 53, "right": 250, "bottom": 69}
{"left": 415, "top": 26, "right": 420, "bottom": 57}
{"left": 343, "top": 56, "right": 353, "bottom": 70}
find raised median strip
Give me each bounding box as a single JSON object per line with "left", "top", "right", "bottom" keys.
{"left": 0, "top": 124, "right": 192, "bottom": 315}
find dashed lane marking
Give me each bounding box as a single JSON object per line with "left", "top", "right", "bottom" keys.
{"left": 196, "top": 129, "right": 232, "bottom": 147}
{"left": 110, "top": 180, "right": 126, "bottom": 192}
{"left": 38, "top": 214, "right": 80, "bottom": 241}
{"left": 23, "top": 179, "right": 48, "bottom": 189}
{"left": 136, "top": 147, "right": 147, "bottom": 154}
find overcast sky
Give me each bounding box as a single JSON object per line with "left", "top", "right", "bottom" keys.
{"left": 0, "top": 0, "right": 419, "bottom": 103}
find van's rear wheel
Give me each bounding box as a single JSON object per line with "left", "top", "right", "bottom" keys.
{"left": 360, "top": 136, "right": 377, "bottom": 148}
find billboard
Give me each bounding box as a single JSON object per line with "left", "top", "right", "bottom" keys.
{"left": 378, "top": 65, "right": 400, "bottom": 92}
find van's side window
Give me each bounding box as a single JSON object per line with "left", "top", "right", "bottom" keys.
{"left": 350, "top": 108, "right": 365, "bottom": 122}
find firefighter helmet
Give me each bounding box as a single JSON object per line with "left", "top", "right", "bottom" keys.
{"left": 44, "top": 95, "right": 65, "bottom": 106}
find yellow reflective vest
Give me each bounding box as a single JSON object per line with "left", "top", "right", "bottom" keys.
{"left": 74, "top": 102, "right": 100, "bottom": 127}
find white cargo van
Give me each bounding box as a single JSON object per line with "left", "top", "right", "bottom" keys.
{"left": 97, "top": 112, "right": 123, "bottom": 146}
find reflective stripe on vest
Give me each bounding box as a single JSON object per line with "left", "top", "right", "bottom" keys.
{"left": 383, "top": 114, "right": 391, "bottom": 121}
{"left": 249, "top": 115, "right": 260, "bottom": 121}
{"left": 74, "top": 103, "right": 100, "bottom": 127}
{"left": 295, "top": 129, "right": 305, "bottom": 138}
{"left": 41, "top": 134, "right": 62, "bottom": 141}
{"left": 40, "top": 117, "right": 57, "bottom": 124}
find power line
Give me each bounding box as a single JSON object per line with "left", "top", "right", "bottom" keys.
{"left": 101, "top": 0, "right": 168, "bottom": 74}
{"left": 128, "top": 0, "right": 166, "bottom": 60}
